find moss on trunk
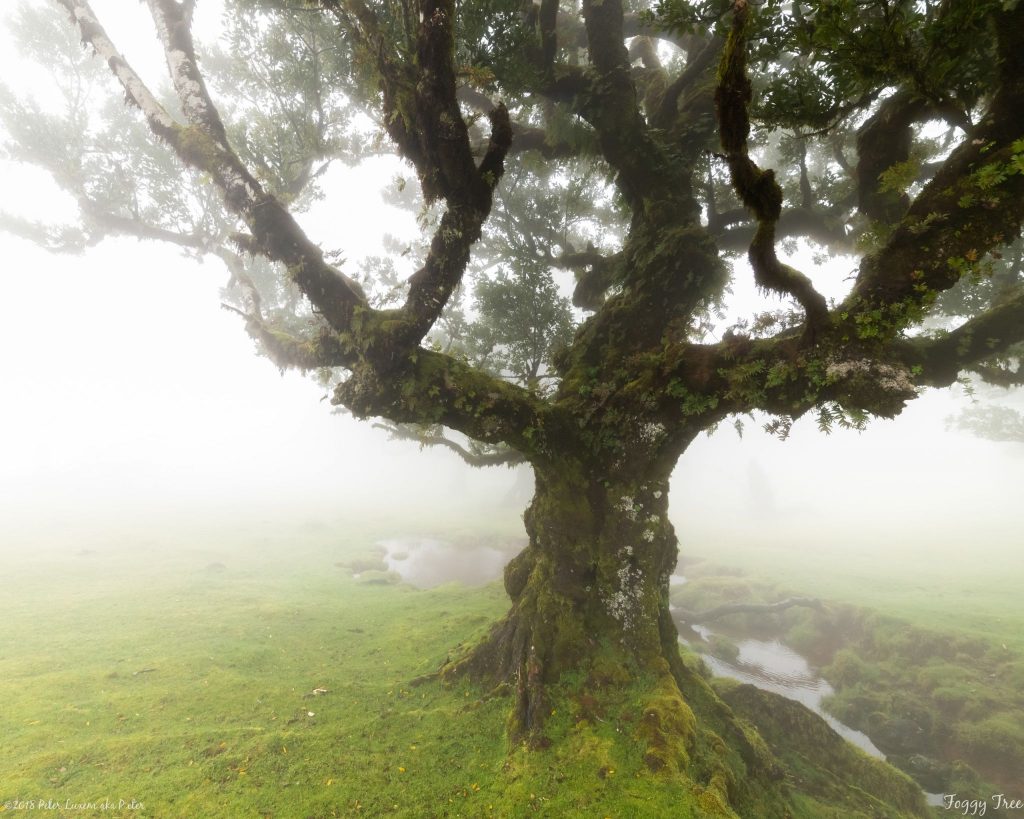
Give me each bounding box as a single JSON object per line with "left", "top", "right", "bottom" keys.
{"left": 443, "top": 464, "right": 780, "bottom": 813}
{"left": 442, "top": 458, "right": 933, "bottom": 817}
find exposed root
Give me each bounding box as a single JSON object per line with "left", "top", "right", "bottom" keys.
{"left": 675, "top": 596, "right": 824, "bottom": 624}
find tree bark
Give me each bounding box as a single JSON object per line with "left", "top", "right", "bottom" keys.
{"left": 445, "top": 457, "right": 795, "bottom": 815}
{"left": 451, "top": 461, "right": 678, "bottom": 723}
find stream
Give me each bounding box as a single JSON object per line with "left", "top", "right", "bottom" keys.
{"left": 682, "top": 621, "right": 884, "bottom": 756}
{"left": 670, "top": 577, "right": 944, "bottom": 807}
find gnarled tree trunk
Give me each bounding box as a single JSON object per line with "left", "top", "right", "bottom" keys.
{"left": 459, "top": 464, "right": 679, "bottom": 727}
{"left": 448, "top": 456, "right": 796, "bottom": 814}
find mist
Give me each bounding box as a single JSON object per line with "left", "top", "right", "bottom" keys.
{"left": 2, "top": 2, "right": 1022, "bottom": 814}
{"left": 2, "top": 1, "right": 1018, "bottom": 567}
{"left": 3, "top": 219, "right": 1022, "bottom": 566}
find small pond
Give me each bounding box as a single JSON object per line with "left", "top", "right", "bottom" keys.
{"left": 378, "top": 537, "right": 520, "bottom": 589}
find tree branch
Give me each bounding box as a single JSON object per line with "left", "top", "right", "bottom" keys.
{"left": 75, "top": 198, "right": 211, "bottom": 251}
{"left": 715, "top": 2, "right": 828, "bottom": 341}
{"left": 508, "top": 123, "right": 588, "bottom": 160}
{"left": 653, "top": 34, "right": 722, "bottom": 131}
{"left": 855, "top": 90, "right": 929, "bottom": 224}
{"left": 712, "top": 207, "right": 851, "bottom": 254}
{"left": 371, "top": 422, "right": 526, "bottom": 466}
{"left": 387, "top": 104, "right": 512, "bottom": 348}
{"left": 57, "top": 0, "right": 368, "bottom": 334}
{"left": 59, "top": 0, "right": 551, "bottom": 461}
{"left": 54, "top": 0, "right": 179, "bottom": 141}
{"left": 222, "top": 304, "right": 354, "bottom": 371}
{"left": 0, "top": 211, "right": 93, "bottom": 253}
{"left": 334, "top": 349, "right": 557, "bottom": 460}
{"left": 321, "top": 0, "right": 512, "bottom": 351}
{"left": 847, "top": 4, "right": 1024, "bottom": 322}
{"left": 969, "top": 361, "right": 1024, "bottom": 389}
{"left": 457, "top": 88, "right": 590, "bottom": 160}
{"left": 550, "top": 246, "right": 623, "bottom": 310}
{"left": 557, "top": 12, "right": 692, "bottom": 51}
{"left": 907, "top": 286, "right": 1024, "bottom": 388}
{"left": 578, "top": 0, "right": 676, "bottom": 210}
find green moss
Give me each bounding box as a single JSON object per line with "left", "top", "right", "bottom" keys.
{"left": 634, "top": 674, "right": 698, "bottom": 774}
{"left": 720, "top": 684, "right": 928, "bottom": 818}
{"left": 176, "top": 124, "right": 222, "bottom": 168}
{"left": 353, "top": 569, "right": 402, "bottom": 585}
{"left": 705, "top": 634, "right": 741, "bottom": 664}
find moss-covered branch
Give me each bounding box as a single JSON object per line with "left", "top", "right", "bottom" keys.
{"left": 854, "top": 91, "right": 930, "bottom": 225}
{"left": 714, "top": 2, "right": 828, "bottom": 341}
{"left": 318, "top": 0, "right": 514, "bottom": 349}
{"left": 578, "top": 0, "right": 681, "bottom": 210}
{"left": 652, "top": 34, "right": 721, "bottom": 132}
{"left": 904, "top": 286, "right": 1024, "bottom": 388}
{"left": 846, "top": 4, "right": 1024, "bottom": 322}
{"left": 221, "top": 304, "right": 355, "bottom": 371}
{"left": 334, "top": 348, "right": 562, "bottom": 461}
{"left": 549, "top": 246, "right": 623, "bottom": 310}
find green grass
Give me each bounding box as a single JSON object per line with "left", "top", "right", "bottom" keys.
{"left": 0, "top": 521, "right": 735, "bottom": 818}
{"left": 674, "top": 523, "right": 1024, "bottom": 653}
{"left": 0, "top": 516, "right": 514, "bottom": 818}
{"left": 1, "top": 511, "right": 931, "bottom": 818}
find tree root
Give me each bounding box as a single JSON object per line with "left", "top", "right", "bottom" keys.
{"left": 675, "top": 596, "right": 823, "bottom": 624}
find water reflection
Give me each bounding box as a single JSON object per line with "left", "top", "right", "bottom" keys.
{"left": 678, "top": 620, "right": 945, "bottom": 806}
{"left": 378, "top": 538, "right": 518, "bottom": 588}
{"left": 688, "top": 624, "right": 883, "bottom": 757}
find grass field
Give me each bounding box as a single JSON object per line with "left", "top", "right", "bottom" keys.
{"left": 8, "top": 511, "right": 845, "bottom": 819}
{"left": 1, "top": 513, "right": 521, "bottom": 818}
{"left": 2, "top": 504, "right": 1014, "bottom": 817}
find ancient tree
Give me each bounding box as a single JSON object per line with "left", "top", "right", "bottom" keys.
{"left": 4, "top": 0, "right": 1023, "bottom": 809}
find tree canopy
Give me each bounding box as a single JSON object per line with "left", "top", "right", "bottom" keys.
{"left": 5, "top": 0, "right": 1022, "bottom": 454}
{"left": 3, "top": 0, "right": 1023, "bottom": 811}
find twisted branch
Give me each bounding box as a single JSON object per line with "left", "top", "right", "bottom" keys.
{"left": 715, "top": 1, "right": 828, "bottom": 342}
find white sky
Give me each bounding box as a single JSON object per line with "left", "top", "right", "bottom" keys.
{"left": 0, "top": 2, "right": 1021, "bottom": 557}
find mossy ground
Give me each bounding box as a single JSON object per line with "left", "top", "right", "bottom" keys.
{"left": 670, "top": 559, "right": 1024, "bottom": 805}
{"left": 0, "top": 511, "right": 943, "bottom": 817}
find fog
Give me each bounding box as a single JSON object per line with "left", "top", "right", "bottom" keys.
{"left": 1, "top": 1, "right": 1021, "bottom": 568}
{"left": 2, "top": 6, "right": 1023, "bottom": 813}
{"left": 3, "top": 221, "right": 1021, "bottom": 565}
{"left": 0, "top": 231, "right": 515, "bottom": 547}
